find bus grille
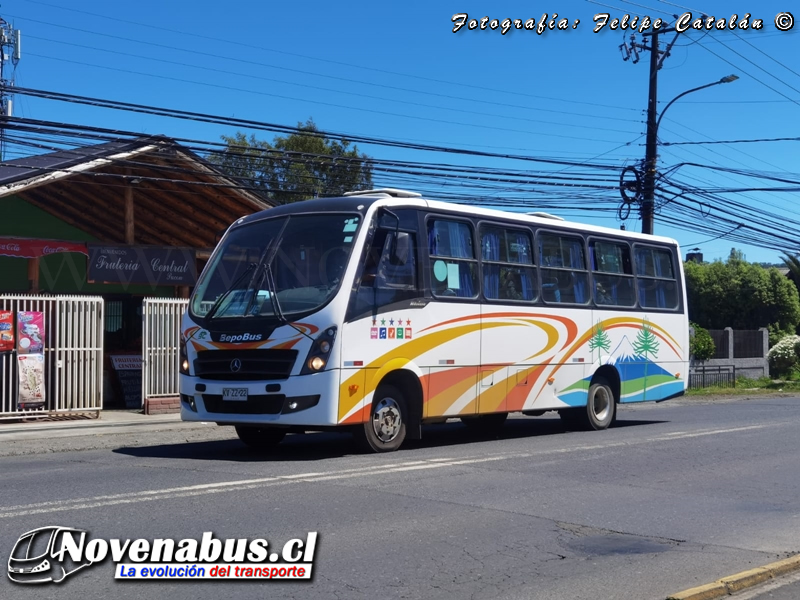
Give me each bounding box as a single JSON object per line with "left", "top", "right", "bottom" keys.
{"left": 193, "top": 349, "right": 298, "bottom": 381}
{"left": 202, "top": 394, "right": 285, "bottom": 414}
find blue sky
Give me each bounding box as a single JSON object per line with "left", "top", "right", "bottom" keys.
{"left": 2, "top": 0, "right": 798, "bottom": 264}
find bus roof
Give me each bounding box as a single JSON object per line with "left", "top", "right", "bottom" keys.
{"left": 235, "top": 189, "right": 681, "bottom": 248}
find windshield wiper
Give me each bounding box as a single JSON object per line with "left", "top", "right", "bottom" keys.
{"left": 243, "top": 236, "right": 282, "bottom": 318}
{"left": 205, "top": 262, "right": 257, "bottom": 320}
{"left": 259, "top": 246, "right": 315, "bottom": 343}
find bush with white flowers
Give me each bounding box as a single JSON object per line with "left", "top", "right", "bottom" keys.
{"left": 768, "top": 335, "right": 800, "bottom": 377}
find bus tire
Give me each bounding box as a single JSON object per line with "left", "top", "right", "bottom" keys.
{"left": 235, "top": 425, "right": 286, "bottom": 450}
{"left": 461, "top": 412, "right": 508, "bottom": 435}
{"left": 353, "top": 385, "right": 407, "bottom": 453}
{"left": 582, "top": 378, "right": 616, "bottom": 430}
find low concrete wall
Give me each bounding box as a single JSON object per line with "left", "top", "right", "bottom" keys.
{"left": 690, "top": 327, "right": 769, "bottom": 379}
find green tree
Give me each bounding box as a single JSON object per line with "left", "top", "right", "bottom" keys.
{"left": 684, "top": 250, "right": 800, "bottom": 342}
{"left": 689, "top": 322, "right": 716, "bottom": 362}
{"left": 588, "top": 320, "right": 611, "bottom": 359}
{"left": 208, "top": 120, "right": 373, "bottom": 204}
{"left": 633, "top": 318, "right": 660, "bottom": 359}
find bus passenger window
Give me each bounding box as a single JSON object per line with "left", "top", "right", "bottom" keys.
{"left": 481, "top": 225, "right": 536, "bottom": 302}
{"left": 589, "top": 240, "right": 636, "bottom": 307}
{"left": 428, "top": 219, "right": 478, "bottom": 299}
{"left": 634, "top": 246, "right": 678, "bottom": 309}
{"left": 538, "top": 233, "right": 589, "bottom": 305}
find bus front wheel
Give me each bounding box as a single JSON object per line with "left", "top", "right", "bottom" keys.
{"left": 235, "top": 425, "right": 286, "bottom": 450}
{"left": 353, "top": 385, "right": 407, "bottom": 453}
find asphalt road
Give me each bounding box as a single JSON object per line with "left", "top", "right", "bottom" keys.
{"left": 2, "top": 396, "right": 800, "bottom": 600}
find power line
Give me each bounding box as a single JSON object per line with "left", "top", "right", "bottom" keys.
{"left": 664, "top": 136, "right": 800, "bottom": 146}
{"left": 26, "top": 53, "right": 639, "bottom": 145}
{"left": 23, "top": 35, "right": 640, "bottom": 132}
{"left": 14, "top": 0, "right": 642, "bottom": 112}
{"left": 4, "top": 87, "right": 632, "bottom": 169}
{"left": 8, "top": 11, "right": 641, "bottom": 115}
{"left": 711, "top": 36, "right": 800, "bottom": 97}
{"left": 697, "top": 41, "right": 800, "bottom": 109}
{"left": 731, "top": 32, "right": 800, "bottom": 81}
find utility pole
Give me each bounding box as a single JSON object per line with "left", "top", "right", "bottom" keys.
{"left": 619, "top": 24, "right": 682, "bottom": 235}
{"left": 0, "top": 16, "right": 22, "bottom": 162}
{"left": 641, "top": 29, "right": 660, "bottom": 235}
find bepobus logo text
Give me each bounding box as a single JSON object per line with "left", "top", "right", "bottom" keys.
{"left": 218, "top": 333, "right": 263, "bottom": 342}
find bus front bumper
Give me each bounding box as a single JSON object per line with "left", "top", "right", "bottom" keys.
{"left": 179, "top": 369, "right": 340, "bottom": 427}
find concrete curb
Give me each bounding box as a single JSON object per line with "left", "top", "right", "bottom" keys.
{"left": 0, "top": 416, "right": 184, "bottom": 435}
{"left": 667, "top": 555, "right": 800, "bottom": 600}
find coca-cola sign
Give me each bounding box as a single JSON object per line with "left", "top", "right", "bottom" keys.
{"left": 87, "top": 245, "right": 196, "bottom": 286}
{"left": 0, "top": 237, "right": 88, "bottom": 258}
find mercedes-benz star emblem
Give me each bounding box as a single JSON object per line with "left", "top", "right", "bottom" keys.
{"left": 230, "top": 359, "right": 242, "bottom": 373}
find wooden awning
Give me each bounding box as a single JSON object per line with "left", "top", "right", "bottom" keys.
{"left": 0, "top": 138, "right": 273, "bottom": 250}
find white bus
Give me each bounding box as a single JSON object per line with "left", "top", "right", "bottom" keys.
{"left": 179, "top": 189, "right": 689, "bottom": 452}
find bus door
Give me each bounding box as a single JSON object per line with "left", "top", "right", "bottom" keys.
{"left": 344, "top": 209, "right": 429, "bottom": 418}
{"left": 423, "top": 217, "right": 481, "bottom": 418}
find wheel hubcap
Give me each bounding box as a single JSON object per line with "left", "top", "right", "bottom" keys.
{"left": 592, "top": 387, "right": 611, "bottom": 422}
{"left": 372, "top": 397, "right": 402, "bottom": 443}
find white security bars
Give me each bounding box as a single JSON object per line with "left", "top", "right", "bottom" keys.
{"left": 0, "top": 295, "right": 103, "bottom": 419}
{"left": 142, "top": 298, "right": 188, "bottom": 405}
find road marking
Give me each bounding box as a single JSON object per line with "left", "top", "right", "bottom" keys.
{"left": 0, "top": 421, "right": 789, "bottom": 519}
{"left": 655, "top": 424, "right": 771, "bottom": 441}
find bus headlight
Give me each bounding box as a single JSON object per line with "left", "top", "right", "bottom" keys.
{"left": 179, "top": 338, "right": 190, "bottom": 375}
{"left": 308, "top": 356, "right": 326, "bottom": 371}
{"left": 300, "top": 326, "right": 337, "bottom": 374}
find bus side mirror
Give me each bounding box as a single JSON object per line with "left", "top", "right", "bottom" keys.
{"left": 391, "top": 232, "right": 410, "bottom": 266}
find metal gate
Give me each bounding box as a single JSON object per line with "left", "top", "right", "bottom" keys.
{"left": 142, "top": 298, "right": 188, "bottom": 406}
{"left": 0, "top": 295, "right": 104, "bottom": 419}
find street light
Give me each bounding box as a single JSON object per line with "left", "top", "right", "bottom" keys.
{"left": 641, "top": 74, "right": 739, "bottom": 235}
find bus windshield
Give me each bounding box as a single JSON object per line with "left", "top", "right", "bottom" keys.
{"left": 191, "top": 213, "right": 361, "bottom": 320}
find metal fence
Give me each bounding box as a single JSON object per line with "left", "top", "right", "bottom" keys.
{"left": 689, "top": 365, "right": 736, "bottom": 389}
{"left": 733, "top": 330, "right": 766, "bottom": 358}
{"left": 142, "top": 298, "right": 188, "bottom": 405}
{"left": 708, "top": 330, "right": 730, "bottom": 360}
{"left": 0, "top": 295, "right": 104, "bottom": 419}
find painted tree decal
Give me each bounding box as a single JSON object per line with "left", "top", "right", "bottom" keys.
{"left": 633, "top": 318, "right": 660, "bottom": 360}
{"left": 588, "top": 320, "right": 611, "bottom": 360}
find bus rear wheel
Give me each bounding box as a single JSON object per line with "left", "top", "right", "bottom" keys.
{"left": 582, "top": 378, "right": 616, "bottom": 430}
{"left": 235, "top": 425, "right": 286, "bottom": 450}
{"left": 560, "top": 378, "right": 616, "bottom": 431}
{"left": 353, "top": 385, "right": 407, "bottom": 453}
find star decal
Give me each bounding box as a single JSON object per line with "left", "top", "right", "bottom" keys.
{"left": 406, "top": 319, "right": 411, "bottom": 326}
{"left": 372, "top": 319, "right": 377, "bottom": 326}
{"left": 380, "top": 318, "right": 386, "bottom": 326}
{"left": 389, "top": 318, "right": 395, "bottom": 326}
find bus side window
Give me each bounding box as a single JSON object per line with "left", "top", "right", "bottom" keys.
{"left": 428, "top": 219, "right": 478, "bottom": 299}
{"left": 634, "top": 246, "right": 678, "bottom": 309}
{"left": 590, "top": 240, "right": 636, "bottom": 307}
{"left": 538, "top": 232, "right": 589, "bottom": 305}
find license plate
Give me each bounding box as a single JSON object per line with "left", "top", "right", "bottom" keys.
{"left": 222, "top": 388, "right": 248, "bottom": 402}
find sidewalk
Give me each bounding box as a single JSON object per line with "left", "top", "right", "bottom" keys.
{"left": 0, "top": 410, "right": 214, "bottom": 443}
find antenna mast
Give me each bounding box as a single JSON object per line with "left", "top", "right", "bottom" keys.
{"left": 0, "top": 16, "right": 22, "bottom": 161}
